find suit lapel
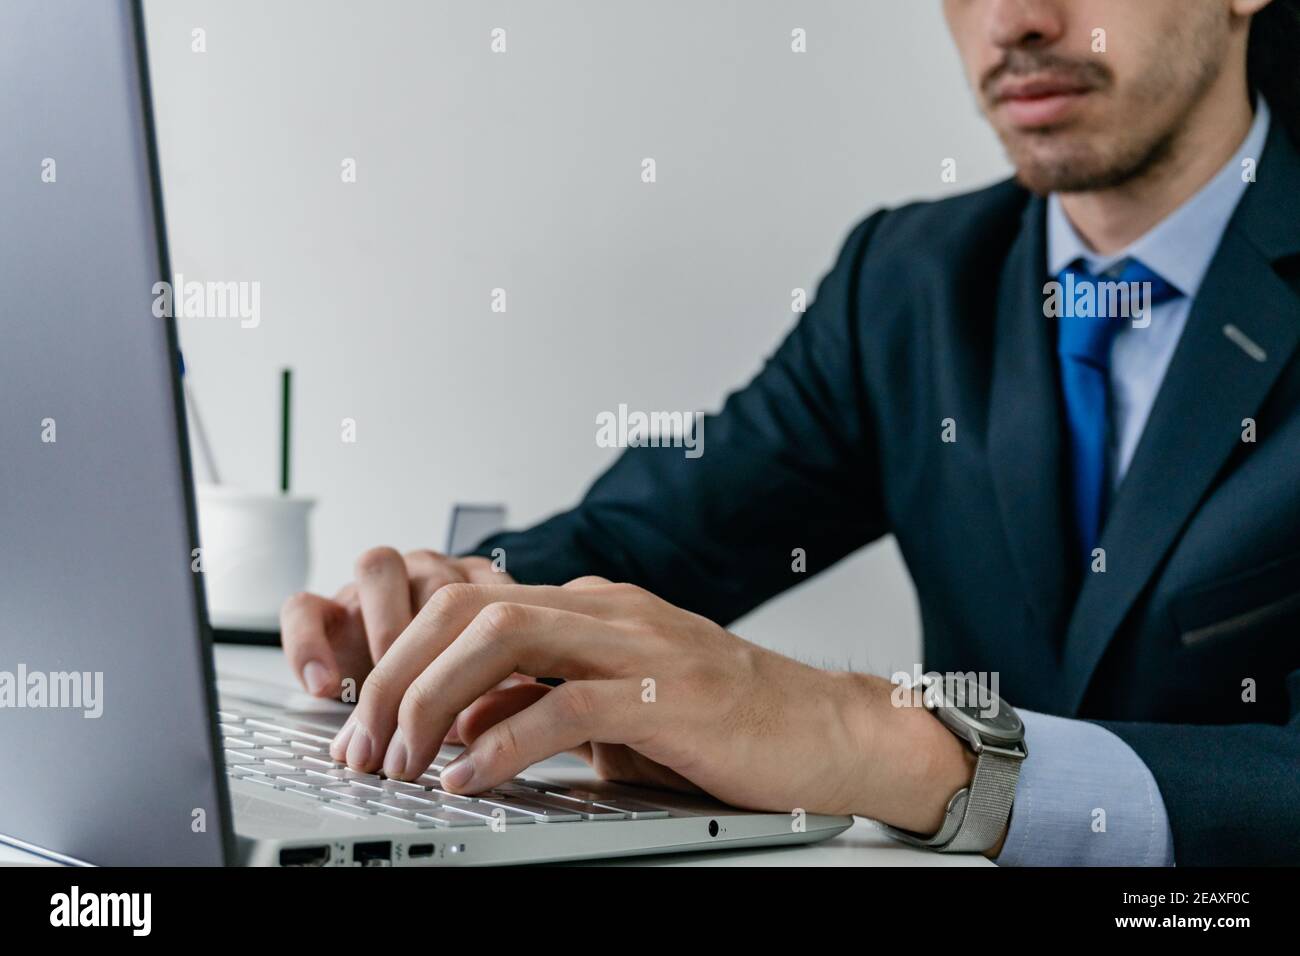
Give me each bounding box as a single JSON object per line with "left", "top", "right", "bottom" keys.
{"left": 1061, "top": 125, "right": 1300, "bottom": 713}
{"left": 987, "top": 196, "right": 1075, "bottom": 635}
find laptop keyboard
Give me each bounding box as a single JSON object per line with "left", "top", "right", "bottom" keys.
{"left": 218, "top": 705, "right": 671, "bottom": 829}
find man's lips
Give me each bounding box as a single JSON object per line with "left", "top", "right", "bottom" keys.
{"left": 991, "top": 76, "right": 1095, "bottom": 128}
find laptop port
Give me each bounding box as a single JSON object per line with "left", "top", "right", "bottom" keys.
{"left": 408, "top": 843, "right": 435, "bottom": 859}
{"left": 353, "top": 841, "right": 392, "bottom": 866}
{"left": 279, "top": 845, "right": 330, "bottom": 867}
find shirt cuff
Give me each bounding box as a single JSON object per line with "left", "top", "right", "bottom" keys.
{"left": 993, "top": 709, "right": 1175, "bottom": 867}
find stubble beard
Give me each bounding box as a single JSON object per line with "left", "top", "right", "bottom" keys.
{"left": 991, "top": 16, "right": 1226, "bottom": 196}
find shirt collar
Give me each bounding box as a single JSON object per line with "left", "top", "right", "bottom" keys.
{"left": 1047, "top": 98, "right": 1271, "bottom": 298}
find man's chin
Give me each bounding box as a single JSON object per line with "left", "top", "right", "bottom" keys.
{"left": 999, "top": 121, "right": 1172, "bottom": 196}
{"left": 1013, "top": 160, "right": 1094, "bottom": 197}
{"left": 1005, "top": 140, "right": 1125, "bottom": 196}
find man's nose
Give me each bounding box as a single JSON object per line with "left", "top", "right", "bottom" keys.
{"left": 986, "top": 0, "right": 1067, "bottom": 50}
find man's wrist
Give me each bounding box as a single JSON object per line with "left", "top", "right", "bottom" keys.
{"left": 836, "top": 672, "right": 981, "bottom": 839}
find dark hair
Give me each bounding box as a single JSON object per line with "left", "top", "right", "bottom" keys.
{"left": 1248, "top": 0, "right": 1300, "bottom": 142}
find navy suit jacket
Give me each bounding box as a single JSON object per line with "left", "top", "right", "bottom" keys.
{"left": 473, "top": 121, "right": 1300, "bottom": 866}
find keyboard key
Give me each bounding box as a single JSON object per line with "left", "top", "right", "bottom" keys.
{"left": 274, "top": 775, "right": 332, "bottom": 796}
{"left": 418, "top": 786, "right": 475, "bottom": 803}
{"left": 364, "top": 794, "right": 421, "bottom": 814}
{"left": 303, "top": 767, "right": 377, "bottom": 785}
{"left": 507, "top": 791, "right": 626, "bottom": 821}
{"left": 410, "top": 808, "right": 488, "bottom": 828}
{"left": 243, "top": 719, "right": 335, "bottom": 744}
{"left": 272, "top": 773, "right": 326, "bottom": 789}
{"left": 538, "top": 787, "right": 671, "bottom": 819}
{"left": 393, "top": 790, "right": 443, "bottom": 807}
{"left": 262, "top": 756, "right": 317, "bottom": 773}
{"left": 556, "top": 805, "right": 626, "bottom": 821}
{"left": 227, "top": 742, "right": 296, "bottom": 758}
{"left": 399, "top": 790, "right": 538, "bottom": 826}
{"left": 321, "top": 802, "right": 372, "bottom": 820}
{"left": 299, "top": 753, "right": 345, "bottom": 769}
{"left": 323, "top": 784, "right": 388, "bottom": 802}
{"left": 265, "top": 756, "right": 344, "bottom": 775}
{"left": 384, "top": 772, "right": 446, "bottom": 790}
{"left": 452, "top": 799, "right": 554, "bottom": 824}
{"left": 281, "top": 785, "right": 332, "bottom": 802}
{"left": 252, "top": 731, "right": 294, "bottom": 746}
{"left": 376, "top": 810, "right": 442, "bottom": 829}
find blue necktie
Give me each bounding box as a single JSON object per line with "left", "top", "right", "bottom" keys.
{"left": 1056, "top": 259, "right": 1180, "bottom": 567}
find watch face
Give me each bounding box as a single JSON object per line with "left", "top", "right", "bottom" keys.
{"left": 967, "top": 699, "right": 1024, "bottom": 740}
{"left": 925, "top": 675, "right": 1023, "bottom": 744}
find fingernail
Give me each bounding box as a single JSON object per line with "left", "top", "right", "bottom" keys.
{"left": 441, "top": 753, "right": 474, "bottom": 791}
{"left": 330, "top": 717, "right": 356, "bottom": 761}
{"left": 302, "top": 661, "right": 331, "bottom": 696}
{"left": 383, "top": 728, "right": 409, "bottom": 779}
{"left": 346, "top": 722, "right": 373, "bottom": 768}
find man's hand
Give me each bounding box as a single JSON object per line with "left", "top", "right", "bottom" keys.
{"left": 279, "top": 548, "right": 512, "bottom": 701}
{"left": 326, "top": 576, "right": 980, "bottom": 833}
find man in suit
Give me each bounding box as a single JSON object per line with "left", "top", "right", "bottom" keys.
{"left": 281, "top": 0, "right": 1300, "bottom": 865}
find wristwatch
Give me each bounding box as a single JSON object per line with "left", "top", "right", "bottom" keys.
{"left": 880, "top": 673, "right": 1027, "bottom": 853}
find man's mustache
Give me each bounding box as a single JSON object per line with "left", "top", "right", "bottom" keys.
{"left": 981, "top": 50, "right": 1112, "bottom": 99}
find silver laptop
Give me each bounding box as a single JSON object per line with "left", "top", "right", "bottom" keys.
{"left": 0, "top": 0, "right": 852, "bottom": 866}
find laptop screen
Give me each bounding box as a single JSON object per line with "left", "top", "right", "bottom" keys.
{"left": 0, "top": 0, "right": 229, "bottom": 864}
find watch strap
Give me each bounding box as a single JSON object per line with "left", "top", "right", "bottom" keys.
{"left": 879, "top": 746, "right": 1020, "bottom": 853}
{"left": 938, "top": 747, "right": 1019, "bottom": 853}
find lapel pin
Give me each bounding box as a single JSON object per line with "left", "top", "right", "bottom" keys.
{"left": 1222, "top": 324, "right": 1268, "bottom": 363}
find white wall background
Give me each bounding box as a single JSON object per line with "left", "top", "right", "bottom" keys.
{"left": 144, "top": 0, "right": 1010, "bottom": 676}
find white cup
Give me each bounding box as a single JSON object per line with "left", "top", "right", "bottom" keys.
{"left": 196, "top": 484, "right": 315, "bottom": 630}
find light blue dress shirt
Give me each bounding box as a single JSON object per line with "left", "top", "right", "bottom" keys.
{"left": 992, "top": 101, "right": 1271, "bottom": 867}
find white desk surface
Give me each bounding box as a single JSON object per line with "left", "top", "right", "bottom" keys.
{"left": 1, "top": 645, "right": 989, "bottom": 868}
